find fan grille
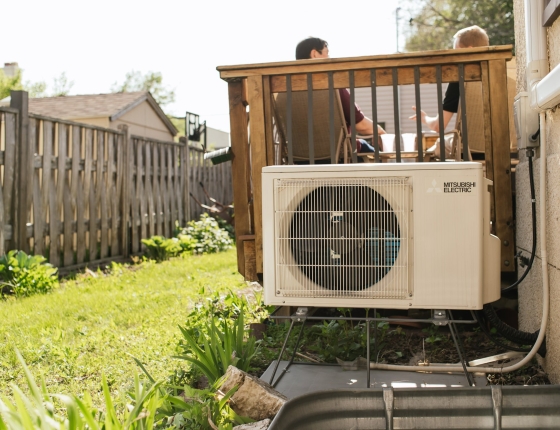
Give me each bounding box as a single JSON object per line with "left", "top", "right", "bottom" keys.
{"left": 274, "top": 177, "right": 411, "bottom": 299}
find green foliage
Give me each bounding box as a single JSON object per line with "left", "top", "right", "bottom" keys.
{"left": 51, "top": 72, "right": 74, "bottom": 97}
{"left": 0, "top": 250, "right": 58, "bottom": 298}
{"left": 0, "top": 350, "right": 163, "bottom": 429}
{"left": 142, "top": 214, "right": 233, "bottom": 262}
{"left": 0, "top": 69, "right": 23, "bottom": 100}
{"left": 423, "top": 324, "right": 444, "bottom": 344}
{"left": 175, "top": 308, "right": 257, "bottom": 385}
{"left": 112, "top": 71, "right": 175, "bottom": 107}
{"left": 0, "top": 249, "right": 244, "bottom": 410}
{"left": 152, "top": 379, "right": 252, "bottom": 430}
{"left": 175, "top": 214, "right": 233, "bottom": 255}
{"left": 141, "top": 236, "right": 184, "bottom": 262}
{"left": 403, "top": 0, "right": 514, "bottom": 52}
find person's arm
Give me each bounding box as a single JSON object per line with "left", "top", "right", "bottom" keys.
{"left": 355, "top": 117, "right": 386, "bottom": 136}
{"left": 410, "top": 106, "right": 454, "bottom": 133}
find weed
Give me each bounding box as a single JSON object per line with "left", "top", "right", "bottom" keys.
{"left": 0, "top": 250, "right": 58, "bottom": 298}
{"left": 175, "top": 308, "right": 258, "bottom": 385}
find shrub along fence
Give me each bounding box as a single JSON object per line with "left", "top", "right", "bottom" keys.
{"left": 0, "top": 91, "right": 232, "bottom": 269}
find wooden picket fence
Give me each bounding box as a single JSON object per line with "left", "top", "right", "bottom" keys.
{"left": 0, "top": 92, "right": 233, "bottom": 269}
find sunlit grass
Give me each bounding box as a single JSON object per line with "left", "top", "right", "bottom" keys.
{"left": 0, "top": 249, "right": 244, "bottom": 407}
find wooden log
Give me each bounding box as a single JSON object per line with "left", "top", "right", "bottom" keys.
{"left": 228, "top": 80, "right": 252, "bottom": 277}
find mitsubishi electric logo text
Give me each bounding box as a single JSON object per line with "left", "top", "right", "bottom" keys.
{"left": 427, "top": 179, "right": 476, "bottom": 193}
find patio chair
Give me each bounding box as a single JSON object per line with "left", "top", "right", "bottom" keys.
{"left": 435, "top": 75, "right": 516, "bottom": 162}
{"left": 273, "top": 90, "right": 355, "bottom": 164}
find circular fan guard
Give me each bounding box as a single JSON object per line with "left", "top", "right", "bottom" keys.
{"left": 289, "top": 185, "right": 401, "bottom": 291}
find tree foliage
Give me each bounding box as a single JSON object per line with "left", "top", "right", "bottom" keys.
{"left": 403, "top": 0, "right": 514, "bottom": 52}
{"left": 1, "top": 68, "right": 70, "bottom": 99}
{"left": 111, "top": 70, "right": 175, "bottom": 107}
{"left": 0, "top": 69, "right": 23, "bottom": 100}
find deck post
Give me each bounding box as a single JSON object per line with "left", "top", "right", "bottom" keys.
{"left": 228, "top": 80, "right": 252, "bottom": 276}
{"left": 10, "top": 91, "right": 31, "bottom": 253}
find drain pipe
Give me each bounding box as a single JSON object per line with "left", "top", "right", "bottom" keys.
{"left": 372, "top": 0, "right": 552, "bottom": 375}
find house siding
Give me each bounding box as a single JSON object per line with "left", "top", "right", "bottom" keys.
{"left": 112, "top": 101, "right": 174, "bottom": 141}
{"left": 514, "top": 0, "right": 560, "bottom": 384}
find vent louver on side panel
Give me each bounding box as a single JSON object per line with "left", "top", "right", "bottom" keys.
{"left": 275, "top": 177, "right": 411, "bottom": 299}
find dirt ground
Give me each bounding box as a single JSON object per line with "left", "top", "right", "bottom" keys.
{"left": 256, "top": 307, "right": 551, "bottom": 386}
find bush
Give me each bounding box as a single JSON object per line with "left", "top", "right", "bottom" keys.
{"left": 175, "top": 213, "right": 233, "bottom": 255}
{"left": 0, "top": 250, "right": 58, "bottom": 298}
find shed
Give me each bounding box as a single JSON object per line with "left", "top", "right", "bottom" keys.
{"left": 27, "top": 91, "right": 177, "bottom": 140}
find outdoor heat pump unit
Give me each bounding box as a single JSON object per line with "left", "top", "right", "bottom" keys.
{"left": 262, "top": 162, "right": 501, "bottom": 310}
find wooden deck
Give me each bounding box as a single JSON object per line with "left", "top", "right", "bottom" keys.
{"left": 218, "top": 46, "right": 515, "bottom": 280}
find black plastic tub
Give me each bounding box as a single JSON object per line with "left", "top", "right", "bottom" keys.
{"left": 268, "top": 385, "right": 560, "bottom": 429}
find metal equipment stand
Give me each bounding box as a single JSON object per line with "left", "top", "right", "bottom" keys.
{"left": 268, "top": 307, "right": 478, "bottom": 388}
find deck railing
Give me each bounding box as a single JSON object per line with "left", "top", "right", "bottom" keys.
{"left": 218, "top": 46, "right": 515, "bottom": 279}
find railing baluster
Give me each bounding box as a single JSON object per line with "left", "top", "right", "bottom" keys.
{"left": 349, "top": 71, "right": 357, "bottom": 163}
{"left": 414, "top": 66, "right": 424, "bottom": 162}
{"left": 436, "top": 65, "right": 446, "bottom": 162}
{"left": 458, "top": 63, "right": 469, "bottom": 161}
{"left": 328, "top": 72, "right": 336, "bottom": 164}
{"left": 370, "top": 69, "right": 380, "bottom": 163}
{"left": 307, "top": 73, "right": 314, "bottom": 164}
{"left": 286, "top": 75, "right": 293, "bottom": 165}
{"left": 392, "top": 68, "right": 401, "bottom": 163}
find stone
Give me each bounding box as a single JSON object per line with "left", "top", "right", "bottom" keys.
{"left": 221, "top": 366, "right": 287, "bottom": 421}
{"left": 233, "top": 419, "right": 271, "bottom": 430}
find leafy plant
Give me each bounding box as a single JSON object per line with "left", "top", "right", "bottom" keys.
{"left": 141, "top": 236, "right": 183, "bottom": 262}
{"left": 0, "top": 349, "right": 163, "bottom": 429}
{"left": 175, "top": 214, "right": 233, "bottom": 255}
{"left": 175, "top": 309, "right": 257, "bottom": 385}
{"left": 0, "top": 250, "right": 58, "bottom": 298}
{"left": 423, "top": 324, "right": 444, "bottom": 344}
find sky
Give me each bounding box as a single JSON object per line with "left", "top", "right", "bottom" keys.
{"left": 3, "top": 0, "right": 404, "bottom": 133}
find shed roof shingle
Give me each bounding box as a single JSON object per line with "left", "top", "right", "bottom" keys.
{"left": 27, "top": 91, "right": 177, "bottom": 135}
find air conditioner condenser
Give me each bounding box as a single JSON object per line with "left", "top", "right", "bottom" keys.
{"left": 262, "top": 162, "right": 500, "bottom": 310}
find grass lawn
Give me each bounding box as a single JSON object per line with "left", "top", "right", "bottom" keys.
{"left": 0, "top": 249, "right": 246, "bottom": 406}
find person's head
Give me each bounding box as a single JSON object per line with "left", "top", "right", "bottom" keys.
{"left": 453, "top": 25, "right": 489, "bottom": 49}
{"left": 295, "top": 37, "right": 329, "bottom": 60}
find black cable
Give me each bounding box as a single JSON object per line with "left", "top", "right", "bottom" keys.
{"left": 474, "top": 310, "right": 534, "bottom": 353}
{"left": 502, "top": 148, "right": 537, "bottom": 292}
{"left": 480, "top": 305, "right": 546, "bottom": 357}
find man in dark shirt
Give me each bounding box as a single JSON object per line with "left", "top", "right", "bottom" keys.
{"left": 410, "top": 26, "right": 490, "bottom": 132}
{"left": 295, "top": 37, "right": 386, "bottom": 152}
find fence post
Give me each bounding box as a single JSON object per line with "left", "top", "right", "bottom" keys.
{"left": 119, "top": 125, "right": 130, "bottom": 257}
{"left": 10, "top": 91, "right": 31, "bottom": 253}
{"left": 182, "top": 137, "right": 190, "bottom": 224}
